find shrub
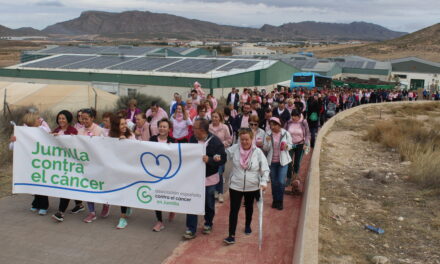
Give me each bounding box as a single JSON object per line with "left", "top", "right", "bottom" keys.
{"left": 364, "top": 115, "right": 440, "bottom": 188}
{"left": 115, "top": 92, "right": 169, "bottom": 114}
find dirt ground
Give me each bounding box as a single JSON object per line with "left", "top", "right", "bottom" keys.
{"left": 0, "top": 40, "right": 45, "bottom": 67}
{"left": 319, "top": 105, "right": 440, "bottom": 264}
{"left": 0, "top": 164, "right": 12, "bottom": 198}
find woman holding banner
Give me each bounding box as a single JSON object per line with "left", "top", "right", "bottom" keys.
{"left": 149, "top": 118, "right": 177, "bottom": 232}
{"left": 51, "top": 110, "right": 85, "bottom": 222}
{"left": 223, "top": 128, "right": 269, "bottom": 245}
{"left": 109, "top": 116, "right": 136, "bottom": 229}
{"left": 10, "top": 112, "right": 51, "bottom": 215}
{"left": 77, "top": 108, "right": 108, "bottom": 223}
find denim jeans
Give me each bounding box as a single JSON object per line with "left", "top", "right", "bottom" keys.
{"left": 269, "top": 162, "right": 288, "bottom": 202}
{"left": 215, "top": 165, "right": 225, "bottom": 194}
{"left": 186, "top": 185, "right": 216, "bottom": 233}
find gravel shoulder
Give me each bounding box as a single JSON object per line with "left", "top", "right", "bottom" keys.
{"left": 319, "top": 106, "right": 440, "bottom": 264}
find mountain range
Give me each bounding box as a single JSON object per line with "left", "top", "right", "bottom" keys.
{"left": 1, "top": 10, "right": 407, "bottom": 41}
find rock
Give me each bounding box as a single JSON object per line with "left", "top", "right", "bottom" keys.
{"left": 398, "top": 216, "right": 404, "bottom": 221}
{"left": 321, "top": 197, "right": 327, "bottom": 201}
{"left": 384, "top": 243, "right": 390, "bottom": 248}
{"left": 363, "top": 169, "right": 379, "bottom": 179}
{"left": 371, "top": 256, "right": 389, "bottom": 264}
{"left": 329, "top": 203, "right": 347, "bottom": 217}
{"left": 401, "top": 161, "right": 412, "bottom": 166}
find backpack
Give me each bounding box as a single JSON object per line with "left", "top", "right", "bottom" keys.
{"left": 309, "top": 112, "right": 318, "bottom": 122}
{"left": 327, "top": 102, "right": 336, "bottom": 117}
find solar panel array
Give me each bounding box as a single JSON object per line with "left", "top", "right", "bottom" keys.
{"left": 62, "top": 56, "right": 136, "bottom": 69}
{"left": 365, "top": 61, "right": 376, "bottom": 69}
{"left": 38, "top": 46, "right": 198, "bottom": 56}
{"left": 217, "top": 60, "right": 259, "bottom": 71}
{"left": 21, "top": 55, "right": 265, "bottom": 74}
{"left": 23, "top": 55, "right": 96, "bottom": 68}
{"left": 302, "top": 60, "right": 318, "bottom": 69}
{"left": 99, "top": 46, "right": 159, "bottom": 56}
{"left": 108, "top": 57, "right": 181, "bottom": 71}
{"left": 42, "top": 46, "right": 108, "bottom": 55}
{"left": 157, "top": 59, "right": 231, "bottom": 73}
{"left": 40, "top": 46, "right": 162, "bottom": 56}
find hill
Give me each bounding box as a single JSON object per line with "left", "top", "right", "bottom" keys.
{"left": 42, "top": 10, "right": 406, "bottom": 41}
{"left": 0, "top": 25, "right": 43, "bottom": 36}
{"left": 261, "top": 21, "right": 405, "bottom": 41}
{"left": 311, "top": 23, "right": 440, "bottom": 61}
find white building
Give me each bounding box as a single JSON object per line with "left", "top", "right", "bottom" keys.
{"left": 391, "top": 57, "right": 440, "bottom": 90}
{"left": 232, "top": 43, "right": 276, "bottom": 56}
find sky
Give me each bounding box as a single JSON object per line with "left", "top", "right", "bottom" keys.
{"left": 0, "top": 0, "right": 438, "bottom": 33}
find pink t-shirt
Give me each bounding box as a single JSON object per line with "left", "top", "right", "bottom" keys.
{"left": 240, "top": 115, "right": 249, "bottom": 128}
{"left": 146, "top": 108, "right": 168, "bottom": 136}
{"left": 271, "top": 132, "right": 281, "bottom": 163}
{"left": 288, "top": 122, "right": 304, "bottom": 144}
{"left": 209, "top": 123, "right": 232, "bottom": 147}
{"left": 78, "top": 123, "right": 103, "bottom": 137}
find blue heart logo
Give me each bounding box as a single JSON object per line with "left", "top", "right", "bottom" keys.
{"left": 140, "top": 152, "right": 172, "bottom": 180}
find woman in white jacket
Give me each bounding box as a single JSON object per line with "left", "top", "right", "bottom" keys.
{"left": 263, "top": 117, "right": 293, "bottom": 210}
{"left": 224, "top": 128, "right": 270, "bottom": 245}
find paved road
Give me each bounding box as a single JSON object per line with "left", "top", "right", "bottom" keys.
{"left": 0, "top": 153, "right": 311, "bottom": 264}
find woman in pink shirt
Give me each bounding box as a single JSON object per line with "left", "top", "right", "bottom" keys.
{"left": 134, "top": 113, "right": 150, "bottom": 141}
{"left": 146, "top": 103, "right": 169, "bottom": 137}
{"left": 240, "top": 88, "right": 250, "bottom": 105}
{"left": 262, "top": 117, "right": 293, "bottom": 210}
{"left": 207, "top": 94, "right": 218, "bottom": 111}
{"left": 285, "top": 109, "right": 310, "bottom": 194}
{"left": 74, "top": 109, "right": 84, "bottom": 130}
{"left": 209, "top": 111, "right": 232, "bottom": 203}
{"left": 171, "top": 104, "right": 192, "bottom": 142}
{"left": 110, "top": 116, "right": 135, "bottom": 229}
{"left": 78, "top": 108, "right": 108, "bottom": 224}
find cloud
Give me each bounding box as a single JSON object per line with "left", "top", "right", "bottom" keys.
{"left": 36, "top": 1, "right": 64, "bottom": 7}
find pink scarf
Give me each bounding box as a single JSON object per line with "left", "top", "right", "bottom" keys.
{"left": 175, "top": 113, "right": 184, "bottom": 122}
{"left": 240, "top": 145, "right": 253, "bottom": 169}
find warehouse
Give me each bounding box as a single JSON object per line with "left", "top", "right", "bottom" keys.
{"left": 391, "top": 57, "right": 440, "bottom": 90}
{"left": 0, "top": 53, "right": 298, "bottom": 102}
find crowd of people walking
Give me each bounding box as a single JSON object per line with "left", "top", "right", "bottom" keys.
{"left": 10, "top": 82, "right": 414, "bottom": 245}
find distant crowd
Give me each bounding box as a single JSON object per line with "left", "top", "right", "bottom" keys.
{"left": 10, "top": 82, "right": 419, "bottom": 245}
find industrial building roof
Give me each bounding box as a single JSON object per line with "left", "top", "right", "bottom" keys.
{"left": 390, "top": 57, "right": 440, "bottom": 68}
{"left": 28, "top": 45, "right": 211, "bottom": 57}
{"left": 10, "top": 54, "right": 276, "bottom": 78}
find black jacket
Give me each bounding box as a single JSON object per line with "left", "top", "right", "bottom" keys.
{"left": 149, "top": 135, "right": 176, "bottom": 143}
{"left": 272, "top": 108, "right": 291, "bottom": 125}
{"left": 232, "top": 113, "right": 249, "bottom": 133}
{"left": 226, "top": 92, "right": 240, "bottom": 109}
{"left": 190, "top": 133, "right": 226, "bottom": 177}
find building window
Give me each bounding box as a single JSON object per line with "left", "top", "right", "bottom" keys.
{"left": 397, "top": 74, "right": 407, "bottom": 79}
{"left": 127, "top": 88, "right": 137, "bottom": 97}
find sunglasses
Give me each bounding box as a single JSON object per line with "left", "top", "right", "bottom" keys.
{"left": 249, "top": 123, "right": 258, "bottom": 127}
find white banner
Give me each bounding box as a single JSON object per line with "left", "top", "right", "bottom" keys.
{"left": 12, "top": 126, "right": 206, "bottom": 215}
